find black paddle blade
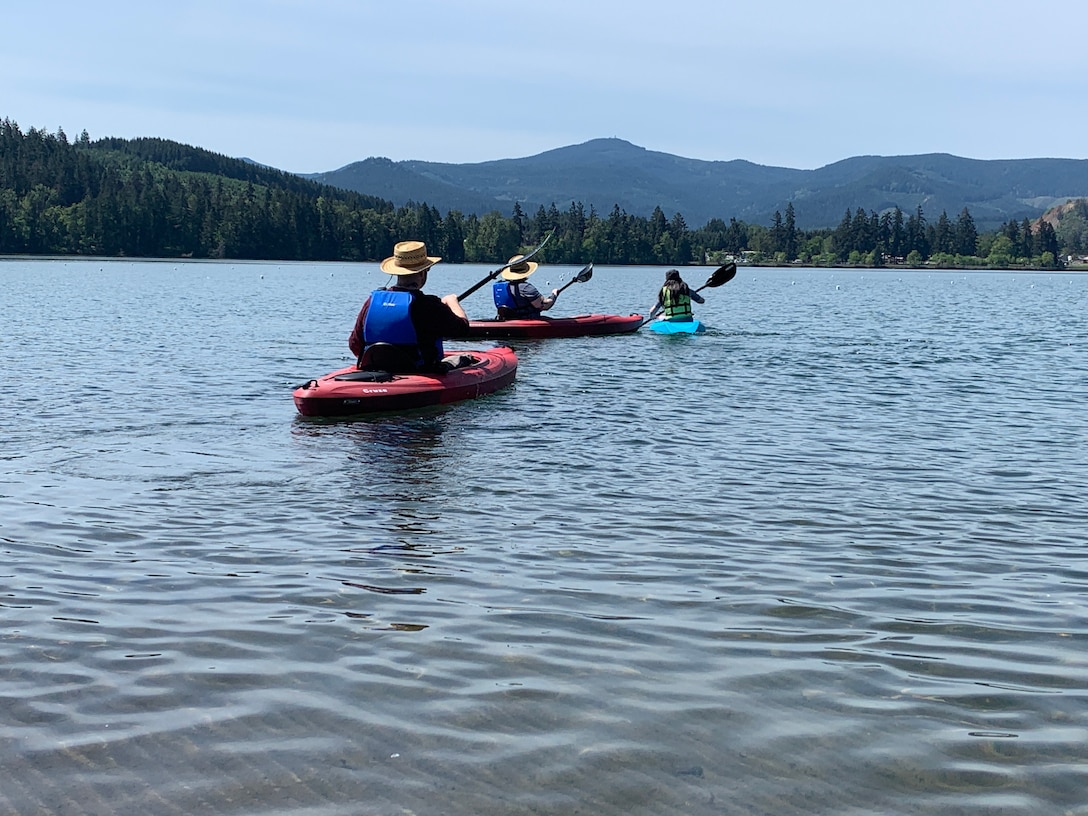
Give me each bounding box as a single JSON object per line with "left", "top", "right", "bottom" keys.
{"left": 554, "top": 263, "right": 594, "bottom": 296}
{"left": 704, "top": 262, "right": 738, "bottom": 288}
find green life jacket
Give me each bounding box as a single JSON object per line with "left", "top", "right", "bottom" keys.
{"left": 661, "top": 286, "right": 693, "bottom": 320}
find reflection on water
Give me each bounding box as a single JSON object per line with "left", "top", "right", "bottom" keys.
{"left": 2, "top": 260, "right": 1088, "bottom": 815}
{"left": 294, "top": 411, "right": 452, "bottom": 489}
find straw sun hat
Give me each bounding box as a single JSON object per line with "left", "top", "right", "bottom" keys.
{"left": 499, "top": 254, "right": 539, "bottom": 281}
{"left": 379, "top": 241, "right": 442, "bottom": 275}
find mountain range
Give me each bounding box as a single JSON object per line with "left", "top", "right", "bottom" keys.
{"left": 303, "top": 138, "right": 1088, "bottom": 232}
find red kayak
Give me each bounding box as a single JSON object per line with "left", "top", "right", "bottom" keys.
{"left": 459, "top": 313, "right": 644, "bottom": 339}
{"left": 293, "top": 347, "right": 518, "bottom": 417}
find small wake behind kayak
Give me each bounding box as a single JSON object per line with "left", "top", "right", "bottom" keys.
{"left": 293, "top": 347, "right": 518, "bottom": 417}
{"left": 458, "top": 313, "right": 644, "bottom": 339}
{"left": 647, "top": 319, "right": 706, "bottom": 334}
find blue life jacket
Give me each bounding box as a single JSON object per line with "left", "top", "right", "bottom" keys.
{"left": 493, "top": 281, "right": 539, "bottom": 319}
{"left": 362, "top": 289, "right": 443, "bottom": 370}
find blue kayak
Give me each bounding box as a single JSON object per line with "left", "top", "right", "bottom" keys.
{"left": 647, "top": 319, "right": 706, "bottom": 334}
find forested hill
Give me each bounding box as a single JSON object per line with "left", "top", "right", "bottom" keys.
{"left": 87, "top": 136, "right": 378, "bottom": 200}
{"left": 306, "top": 138, "right": 1088, "bottom": 231}
{"left": 0, "top": 120, "right": 415, "bottom": 260}
{"left": 3, "top": 119, "right": 1085, "bottom": 267}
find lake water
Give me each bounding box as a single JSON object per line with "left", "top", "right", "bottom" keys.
{"left": 2, "top": 258, "right": 1087, "bottom": 816}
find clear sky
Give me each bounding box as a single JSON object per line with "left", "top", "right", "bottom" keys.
{"left": 6, "top": 0, "right": 1086, "bottom": 174}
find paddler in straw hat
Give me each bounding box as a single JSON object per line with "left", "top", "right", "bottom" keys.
{"left": 492, "top": 254, "right": 561, "bottom": 320}
{"left": 348, "top": 240, "right": 471, "bottom": 373}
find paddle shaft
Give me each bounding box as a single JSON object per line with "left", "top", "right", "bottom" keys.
{"left": 457, "top": 231, "right": 555, "bottom": 301}
{"left": 551, "top": 263, "right": 593, "bottom": 299}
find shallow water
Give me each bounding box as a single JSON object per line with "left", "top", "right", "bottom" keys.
{"left": 2, "top": 259, "right": 1087, "bottom": 815}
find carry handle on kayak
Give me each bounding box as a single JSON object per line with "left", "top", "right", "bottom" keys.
{"left": 457, "top": 230, "right": 555, "bottom": 302}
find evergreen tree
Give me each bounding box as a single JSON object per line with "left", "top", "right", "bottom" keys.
{"left": 566, "top": 201, "right": 587, "bottom": 254}
{"left": 725, "top": 218, "right": 748, "bottom": 254}
{"left": 954, "top": 208, "right": 977, "bottom": 256}
{"left": 1035, "top": 220, "right": 1060, "bottom": 265}
{"left": 649, "top": 206, "right": 668, "bottom": 243}
{"left": 934, "top": 210, "right": 953, "bottom": 255}
{"left": 669, "top": 212, "right": 691, "bottom": 264}
{"left": 784, "top": 202, "right": 798, "bottom": 260}
{"left": 851, "top": 208, "right": 872, "bottom": 253}
{"left": 769, "top": 210, "right": 784, "bottom": 256}
{"left": 511, "top": 202, "right": 525, "bottom": 242}
{"left": 1001, "top": 219, "right": 1022, "bottom": 258}
{"left": 889, "top": 207, "right": 905, "bottom": 259}
{"left": 905, "top": 206, "right": 929, "bottom": 258}
{"left": 831, "top": 209, "right": 853, "bottom": 260}
{"left": 869, "top": 210, "right": 885, "bottom": 257}
{"left": 1020, "top": 217, "right": 1034, "bottom": 258}
{"left": 441, "top": 210, "right": 466, "bottom": 263}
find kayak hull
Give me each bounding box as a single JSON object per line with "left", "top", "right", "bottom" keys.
{"left": 293, "top": 347, "right": 518, "bottom": 417}
{"left": 459, "top": 313, "right": 644, "bottom": 339}
{"left": 647, "top": 319, "right": 706, "bottom": 334}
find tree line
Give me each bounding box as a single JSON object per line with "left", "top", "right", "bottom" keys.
{"left": 0, "top": 119, "right": 1076, "bottom": 269}
{"left": 750, "top": 202, "right": 1064, "bottom": 269}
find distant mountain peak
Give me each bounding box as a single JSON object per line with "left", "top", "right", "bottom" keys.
{"left": 301, "top": 140, "right": 1088, "bottom": 230}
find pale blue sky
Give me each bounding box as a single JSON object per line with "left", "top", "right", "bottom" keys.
{"left": 6, "top": 0, "right": 1086, "bottom": 174}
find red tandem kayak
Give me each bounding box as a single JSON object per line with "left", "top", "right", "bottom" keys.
{"left": 459, "top": 313, "right": 644, "bottom": 339}
{"left": 293, "top": 347, "right": 518, "bottom": 417}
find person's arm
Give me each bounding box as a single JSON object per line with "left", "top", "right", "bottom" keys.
{"left": 647, "top": 289, "right": 664, "bottom": 319}
{"left": 691, "top": 290, "right": 706, "bottom": 304}
{"left": 440, "top": 293, "right": 468, "bottom": 321}
{"left": 423, "top": 293, "right": 469, "bottom": 335}
{"left": 537, "top": 289, "right": 559, "bottom": 311}
{"left": 519, "top": 282, "right": 557, "bottom": 312}
{"left": 409, "top": 294, "right": 469, "bottom": 370}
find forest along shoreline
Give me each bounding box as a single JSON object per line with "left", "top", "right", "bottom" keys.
{"left": 3, "top": 120, "right": 1087, "bottom": 272}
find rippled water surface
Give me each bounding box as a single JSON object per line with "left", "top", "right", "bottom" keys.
{"left": 2, "top": 259, "right": 1087, "bottom": 815}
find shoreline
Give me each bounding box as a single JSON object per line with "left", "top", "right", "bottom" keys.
{"left": 3, "top": 253, "right": 1086, "bottom": 273}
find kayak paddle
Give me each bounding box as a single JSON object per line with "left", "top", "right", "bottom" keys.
{"left": 640, "top": 262, "right": 737, "bottom": 327}
{"left": 457, "top": 230, "right": 555, "bottom": 301}
{"left": 551, "top": 262, "right": 593, "bottom": 300}
{"left": 693, "top": 261, "right": 737, "bottom": 293}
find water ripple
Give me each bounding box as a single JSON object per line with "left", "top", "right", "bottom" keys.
{"left": 3, "top": 262, "right": 1088, "bottom": 814}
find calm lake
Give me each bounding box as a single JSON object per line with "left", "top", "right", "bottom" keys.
{"left": 2, "top": 258, "right": 1087, "bottom": 816}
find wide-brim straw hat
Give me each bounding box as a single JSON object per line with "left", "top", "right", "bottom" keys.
{"left": 500, "top": 254, "right": 539, "bottom": 281}
{"left": 380, "top": 240, "right": 442, "bottom": 275}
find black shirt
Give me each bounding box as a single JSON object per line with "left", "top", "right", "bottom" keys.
{"left": 349, "top": 288, "right": 470, "bottom": 370}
